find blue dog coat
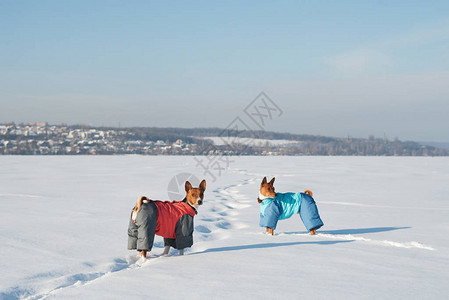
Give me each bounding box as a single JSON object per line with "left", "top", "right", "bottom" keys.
{"left": 259, "top": 192, "right": 324, "bottom": 231}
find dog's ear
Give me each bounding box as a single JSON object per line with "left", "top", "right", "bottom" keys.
{"left": 269, "top": 177, "right": 275, "bottom": 185}
{"left": 199, "top": 179, "right": 206, "bottom": 191}
{"left": 261, "top": 177, "right": 267, "bottom": 186}
{"left": 185, "top": 181, "right": 193, "bottom": 192}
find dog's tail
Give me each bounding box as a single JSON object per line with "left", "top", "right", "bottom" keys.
{"left": 132, "top": 196, "right": 149, "bottom": 223}
{"left": 304, "top": 190, "right": 313, "bottom": 197}
{"left": 134, "top": 196, "right": 149, "bottom": 212}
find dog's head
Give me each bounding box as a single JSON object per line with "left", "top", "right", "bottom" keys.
{"left": 259, "top": 177, "right": 276, "bottom": 203}
{"left": 185, "top": 179, "right": 206, "bottom": 209}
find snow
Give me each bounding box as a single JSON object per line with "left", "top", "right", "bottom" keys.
{"left": 201, "top": 136, "right": 302, "bottom": 146}
{"left": 1, "top": 156, "right": 449, "bottom": 299}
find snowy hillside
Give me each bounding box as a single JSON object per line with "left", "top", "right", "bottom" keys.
{"left": 200, "top": 136, "right": 302, "bottom": 146}
{"left": 1, "top": 156, "right": 448, "bottom": 299}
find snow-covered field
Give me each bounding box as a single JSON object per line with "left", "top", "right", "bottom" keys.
{"left": 1, "top": 156, "right": 448, "bottom": 299}
{"left": 201, "top": 136, "right": 302, "bottom": 146}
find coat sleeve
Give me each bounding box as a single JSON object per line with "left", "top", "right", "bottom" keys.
{"left": 165, "top": 214, "right": 194, "bottom": 250}
{"left": 259, "top": 200, "right": 283, "bottom": 230}
{"left": 128, "top": 209, "right": 138, "bottom": 250}
{"left": 299, "top": 193, "right": 324, "bottom": 231}
{"left": 132, "top": 202, "right": 158, "bottom": 251}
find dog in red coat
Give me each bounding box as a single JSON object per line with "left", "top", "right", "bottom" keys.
{"left": 128, "top": 179, "right": 206, "bottom": 258}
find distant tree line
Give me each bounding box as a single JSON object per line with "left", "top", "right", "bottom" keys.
{"left": 119, "top": 126, "right": 448, "bottom": 156}
{"left": 1, "top": 123, "right": 448, "bottom": 156}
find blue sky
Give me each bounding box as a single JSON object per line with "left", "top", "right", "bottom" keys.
{"left": 1, "top": 1, "right": 449, "bottom": 142}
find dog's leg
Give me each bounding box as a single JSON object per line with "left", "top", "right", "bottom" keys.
{"left": 178, "top": 249, "right": 184, "bottom": 255}
{"left": 140, "top": 250, "right": 147, "bottom": 258}
{"left": 162, "top": 245, "right": 170, "bottom": 255}
{"left": 266, "top": 227, "right": 274, "bottom": 235}
{"left": 310, "top": 229, "right": 316, "bottom": 235}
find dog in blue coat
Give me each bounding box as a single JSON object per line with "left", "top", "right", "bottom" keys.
{"left": 258, "top": 177, "right": 323, "bottom": 235}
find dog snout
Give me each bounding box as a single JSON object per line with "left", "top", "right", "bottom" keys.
{"left": 198, "top": 199, "right": 203, "bottom": 205}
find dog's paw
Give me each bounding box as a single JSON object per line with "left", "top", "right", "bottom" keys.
{"left": 265, "top": 228, "right": 274, "bottom": 235}
{"left": 136, "top": 256, "right": 147, "bottom": 265}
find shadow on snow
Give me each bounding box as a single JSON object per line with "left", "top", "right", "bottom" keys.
{"left": 284, "top": 226, "right": 411, "bottom": 236}
{"left": 194, "top": 240, "right": 353, "bottom": 254}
